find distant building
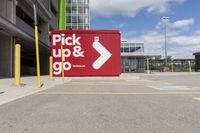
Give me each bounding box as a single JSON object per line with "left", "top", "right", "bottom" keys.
{"left": 158, "top": 59, "right": 195, "bottom": 65}
{"left": 0, "top": 0, "right": 58, "bottom": 78}
{"left": 121, "top": 41, "right": 160, "bottom": 73}
{"left": 173, "top": 59, "right": 195, "bottom": 65}
{"left": 153, "top": 58, "right": 195, "bottom": 72}
{"left": 193, "top": 52, "right": 200, "bottom": 72}
{"left": 66, "top": 0, "right": 90, "bottom": 30}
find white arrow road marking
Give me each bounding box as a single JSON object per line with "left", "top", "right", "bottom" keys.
{"left": 93, "top": 41, "right": 112, "bottom": 69}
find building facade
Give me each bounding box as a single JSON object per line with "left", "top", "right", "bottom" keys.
{"left": 193, "top": 52, "right": 200, "bottom": 72}
{"left": 0, "top": 0, "right": 58, "bottom": 78}
{"left": 121, "top": 41, "right": 160, "bottom": 73}
{"left": 66, "top": 0, "right": 90, "bottom": 30}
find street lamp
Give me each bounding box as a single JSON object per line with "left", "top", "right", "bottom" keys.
{"left": 162, "top": 16, "right": 169, "bottom": 68}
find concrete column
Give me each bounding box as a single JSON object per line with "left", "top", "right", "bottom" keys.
{"left": 39, "top": 22, "right": 49, "bottom": 44}
{"left": 40, "top": 53, "right": 49, "bottom": 75}
{"left": 0, "top": 36, "right": 15, "bottom": 78}
{"left": 195, "top": 55, "right": 200, "bottom": 72}
{"left": 146, "top": 57, "right": 150, "bottom": 74}
{"left": 0, "top": 0, "right": 16, "bottom": 78}
{"left": 0, "top": 0, "right": 16, "bottom": 23}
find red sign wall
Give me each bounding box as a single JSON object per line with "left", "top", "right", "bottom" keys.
{"left": 50, "top": 30, "right": 121, "bottom": 76}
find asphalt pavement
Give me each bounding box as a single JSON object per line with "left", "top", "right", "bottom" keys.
{"left": 0, "top": 73, "right": 200, "bottom": 133}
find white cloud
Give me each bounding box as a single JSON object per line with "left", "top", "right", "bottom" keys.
{"left": 168, "top": 45, "right": 200, "bottom": 59}
{"left": 90, "top": 0, "right": 185, "bottom": 17}
{"left": 171, "top": 18, "right": 194, "bottom": 29}
{"left": 128, "top": 18, "right": 200, "bottom": 59}
{"left": 194, "top": 29, "right": 200, "bottom": 35}
{"left": 118, "top": 23, "right": 125, "bottom": 28}
{"left": 155, "top": 18, "right": 194, "bottom": 31}
{"left": 170, "top": 35, "right": 200, "bottom": 46}
{"left": 123, "top": 31, "right": 164, "bottom": 54}
{"left": 114, "top": 23, "right": 125, "bottom": 29}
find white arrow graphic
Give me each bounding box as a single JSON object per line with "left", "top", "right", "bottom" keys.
{"left": 92, "top": 37, "right": 112, "bottom": 70}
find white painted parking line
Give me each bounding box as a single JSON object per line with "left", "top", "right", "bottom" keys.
{"left": 147, "top": 86, "right": 199, "bottom": 91}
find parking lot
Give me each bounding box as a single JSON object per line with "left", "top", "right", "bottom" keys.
{"left": 1, "top": 73, "right": 200, "bottom": 133}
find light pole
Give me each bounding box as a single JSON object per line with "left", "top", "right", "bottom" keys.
{"left": 162, "top": 16, "right": 169, "bottom": 68}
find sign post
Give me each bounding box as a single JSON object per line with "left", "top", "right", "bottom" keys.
{"left": 33, "top": 4, "right": 41, "bottom": 88}
{"left": 58, "top": 0, "right": 66, "bottom": 80}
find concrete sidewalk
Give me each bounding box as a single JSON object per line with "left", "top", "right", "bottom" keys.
{"left": 0, "top": 74, "right": 140, "bottom": 106}
{"left": 0, "top": 76, "right": 70, "bottom": 105}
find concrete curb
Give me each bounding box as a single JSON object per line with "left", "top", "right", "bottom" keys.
{"left": 0, "top": 76, "right": 71, "bottom": 106}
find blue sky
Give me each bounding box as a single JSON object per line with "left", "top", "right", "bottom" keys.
{"left": 90, "top": 0, "right": 200, "bottom": 59}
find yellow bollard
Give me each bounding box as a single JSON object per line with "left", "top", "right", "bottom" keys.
{"left": 146, "top": 57, "right": 150, "bottom": 74}
{"left": 49, "top": 56, "right": 53, "bottom": 80}
{"left": 15, "top": 44, "right": 21, "bottom": 85}
{"left": 188, "top": 61, "right": 192, "bottom": 72}
{"left": 61, "top": 45, "right": 65, "bottom": 81}
{"left": 171, "top": 62, "right": 174, "bottom": 72}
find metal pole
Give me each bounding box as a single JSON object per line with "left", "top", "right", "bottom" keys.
{"left": 59, "top": 0, "right": 66, "bottom": 81}
{"left": 164, "top": 23, "right": 167, "bottom": 67}
{"left": 162, "top": 17, "right": 169, "bottom": 68}
{"left": 15, "top": 44, "right": 21, "bottom": 85}
{"left": 49, "top": 56, "right": 53, "bottom": 80}
{"left": 71, "top": 0, "right": 72, "bottom": 29}
{"left": 33, "top": 4, "right": 41, "bottom": 88}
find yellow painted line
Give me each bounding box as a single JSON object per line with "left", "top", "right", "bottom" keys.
{"left": 191, "top": 87, "right": 200, "bottom": 89}
{"left": 146, "top": 86, "right": 160, "bottom": 90}
{"left": 65, "top": 81, "right": 150, "bottom": 85}
{"left": 64, "top": 81, "right": 172, "bottom": 85}
{"left": 158, "top": 81, "right": 173, "bottom": 85}
{"left": 39, "top": 91, "right": 200, "bottom": 95}
{"left": 193, "top": 97, "right": 200, "bottom": 101}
